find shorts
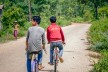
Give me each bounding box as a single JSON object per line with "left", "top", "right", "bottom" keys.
{"left": 14, "top": 30, "right": 18, "bottom": 37}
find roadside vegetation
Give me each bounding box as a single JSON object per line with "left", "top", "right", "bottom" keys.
{"left": 89, "top": 18, "right": 108, "bottom": 72}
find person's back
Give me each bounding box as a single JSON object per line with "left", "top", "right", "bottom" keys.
{"left": 27, "top": 26, "right": 45, "bottom": 52}
{"left": 47, "top": 23, "right": 63, "bottom": 42}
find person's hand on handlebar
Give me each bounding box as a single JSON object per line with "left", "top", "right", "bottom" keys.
{"left": 62, "top": 41, "right": 66, "bottom": 45}
{"left": 47, "top": 42, "right": 50, "bottom": 44}
{"left": 42, "top": 44, "right": 47, "bottom": 54}
{"left": 25, "top": 47, "right": 28, "bottom": 51}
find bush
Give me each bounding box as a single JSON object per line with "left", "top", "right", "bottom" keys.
{"left": 40, "top": 16, "right": 72, "bottom": 29}
{"left": 0, "top": 28, "right": 14, "bottom": 43}
{"left": 84, "top": 10, "right": 93, "bottom": 22}
{"left": 57, "top": 19, "right": 71, "bottom": 26}
{"left": 18, "top": 27, "right": 25, "bottom": 37}
{"left": 89, "top": 18, "right": 108, "bottom": 72}
{"left": 91, "top": 51, "right": 108, "bottom": 72}
{"left": 0, "top": 21, "right": 31, "bottom": 43}
{"left": 71, "top": 16, "right": 84, "bottom": 23}
{"left": 2, "top": 6, "right": 26, "bottom": 29}
{"left": 98, "top": 6, "right": 108, "bottom": 18}
{"left": 40, "top": 17, "right": 50, "bottom": 29}
{"left": 89, "top": 18, "right": 108, "bottom": 51}
{"left": 23, "top": 22, "right": 32, "bottom": 30}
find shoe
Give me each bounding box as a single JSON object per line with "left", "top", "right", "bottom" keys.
{"left": 38, "top": 65, "right": 44, "bottom": 70}
{"left": 59, "top": 57, "right": 64, "bottom": 63}
{"left": 48, "top": 62, "right": 54, "bottom": 65}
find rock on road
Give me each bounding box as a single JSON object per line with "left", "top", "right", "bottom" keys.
{"left": 0, "top": 24, "right": 92, "bottom": 72}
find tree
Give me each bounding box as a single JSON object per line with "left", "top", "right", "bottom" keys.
{"left": 2, "top": 6, "right": 26, "bottom": 29}
{"left": 28, "top": 0, "right": 31, "bottom": 21}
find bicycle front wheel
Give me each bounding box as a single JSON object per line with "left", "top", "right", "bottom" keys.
{"left": 35, "top": 60, "right": 38, "bottom": 72}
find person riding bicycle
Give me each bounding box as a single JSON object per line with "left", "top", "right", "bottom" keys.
{"left": 25, "top": 16, "right": 46, "bottom": 72}
{"left": 47, "top": 16, "right": 65, "bottom": 65}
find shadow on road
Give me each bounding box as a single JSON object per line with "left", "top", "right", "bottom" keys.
{"left": 64, "top": 51, "right": 74, "bottom": 52}
{"left": 41, "top": 69, "right": 59, "bottom": 72}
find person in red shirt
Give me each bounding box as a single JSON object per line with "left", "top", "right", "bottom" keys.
{"left": 47, "top": 16, "right": 65, "bottom": 65}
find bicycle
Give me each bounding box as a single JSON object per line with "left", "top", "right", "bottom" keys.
{"left": 53, "top": 46, "right": 59, "bottom": 72}
{"left": 29, "top": 49, "right": 47, "bottom": 72}
{"left": 53, "top": 43, "right": 65, "bottom": 72}
{"left": 30, "top": 51, "right": 39, "bottom": 72}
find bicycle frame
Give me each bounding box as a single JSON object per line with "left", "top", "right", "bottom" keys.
{"left": 31, "top": 54, "right": 38, "bottom": 72}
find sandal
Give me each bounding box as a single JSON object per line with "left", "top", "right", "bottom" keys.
{"left": 48, "top": 62, "right": 54, "bottom": 65}
{"left": 38, "top": 65, "right": 45, "bottom": 70}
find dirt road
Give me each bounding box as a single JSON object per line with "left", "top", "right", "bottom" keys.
{"left": 0, "top": 24, "right": 92, "bottom": 72}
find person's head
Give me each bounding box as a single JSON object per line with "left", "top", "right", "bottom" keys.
{"left": 32, "top": 16, "right": 41, "bottom": 26}
{"left": 50, "top": 16, "right": 56, "bottom": 23}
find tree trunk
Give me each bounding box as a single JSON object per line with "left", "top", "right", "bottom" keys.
{"left": 94, "top": 3, "right": 98, "bottom": 19}
{"left": 28, "top": 0, "right": 32, "bottom": 21}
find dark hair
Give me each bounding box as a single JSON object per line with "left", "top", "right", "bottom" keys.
{"left": 50, "top": 16, "right": 56, "bottom": 23}
{"left": 32, "top": 16, "right": 41, "bottom": 24}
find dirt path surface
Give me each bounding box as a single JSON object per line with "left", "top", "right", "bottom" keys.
{"left": 0, "top": 24, "right": 93, "bottom": 72}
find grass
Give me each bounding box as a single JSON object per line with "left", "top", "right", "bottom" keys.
{"left": 89, "top": 18, "right": 108, "bottom": 72}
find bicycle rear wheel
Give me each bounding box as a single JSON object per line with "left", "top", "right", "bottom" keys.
{"left": 54, "top": 53, "right": 57, "bottom": 72}
{"left": 31, "top": 54, "right": 38, "bottom": 72}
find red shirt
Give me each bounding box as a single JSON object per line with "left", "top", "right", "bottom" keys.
{"left": 47, "top": 23, "right": 65, "bottom": 42}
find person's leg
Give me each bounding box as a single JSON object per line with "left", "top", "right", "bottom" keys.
{"left": 57, "top": 42, "right": 63, "bottom": 57}
{"left": 38, "top": 50, "right": 42, "bottom": 65}
{"left": 16, "top": 30, "right": 18, "bottom": 39}
{"left": 57, "top": 42, "right": 64, "bottom": 63}
{"left": 27, "top": 53, "right": 31, "bottom": 72}
{"left": 38, "top": 50, "right": 44, "bottom": 70}
{"left": 50, "top": 42, "right": 54, "bottom": 64}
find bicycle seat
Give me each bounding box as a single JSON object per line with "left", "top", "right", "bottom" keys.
{"left": 30, "top": 50, "right": 41, "bottom": 54}
{"left": 54, "top": 46, "right": 58, "bottom": 48}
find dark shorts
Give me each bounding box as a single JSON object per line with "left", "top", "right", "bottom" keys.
{"left": 14, "top": 30, "right": 18, "bottom": 37}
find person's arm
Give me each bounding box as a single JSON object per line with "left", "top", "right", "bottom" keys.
{"left": 25, "top": 30, "right": 29, "bottom": 51}
{"left": 47, "top": 27, "right": 50, "bottom": 44}
{"left": 26, "top": 41, "right": 28, "bottom": 51}
{"left": 60, "top": 27, "right": 65, "bottom": 44}
{"left": 42, "top": 31, "right": 46, "bottom": 49}
{"left": 42, "top": 31, "right": 47, "bottom": 54}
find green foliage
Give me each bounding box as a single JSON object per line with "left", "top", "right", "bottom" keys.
{"left": 0, "top": 27, "right": 14, "bottom": 43}
{"left": 57, "top": 19, "right": 71, "bottom": 26}
{"left": 0, "top": 6, "right": 27, "bottom": 43}
{"left": 39, "top": 16, "right": 71, "bottom": 29}
{"left": 23, "top": 22, "right": 32, "bottom": 30}
{"left": 83, "top": 10, "right": 93, "bottom": 22}
{"left": 2, "top": 6, "right": 26, "bottom": 29}
{"left": 40, "top": 17, "right": 50, "bottom": 29}
{"left": 71, "top": 16, "right": 84, "bottom": 23}
{"left": 90, "top": 19, "right": 108, "bottom": 45}
{"left": 91, "top": 51, "right": 108, "bottom": 72}
{"left": 98, "top": 6, "right": 108, "bottom": 18}
{"left": 89, "top": 18, "right": 108, "bottom": 72}
{"left": 18, "top": 27, "right": 26, "bottom": 37}
{"left": 17, "top": 2, "right": 28, "bottom": 14}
